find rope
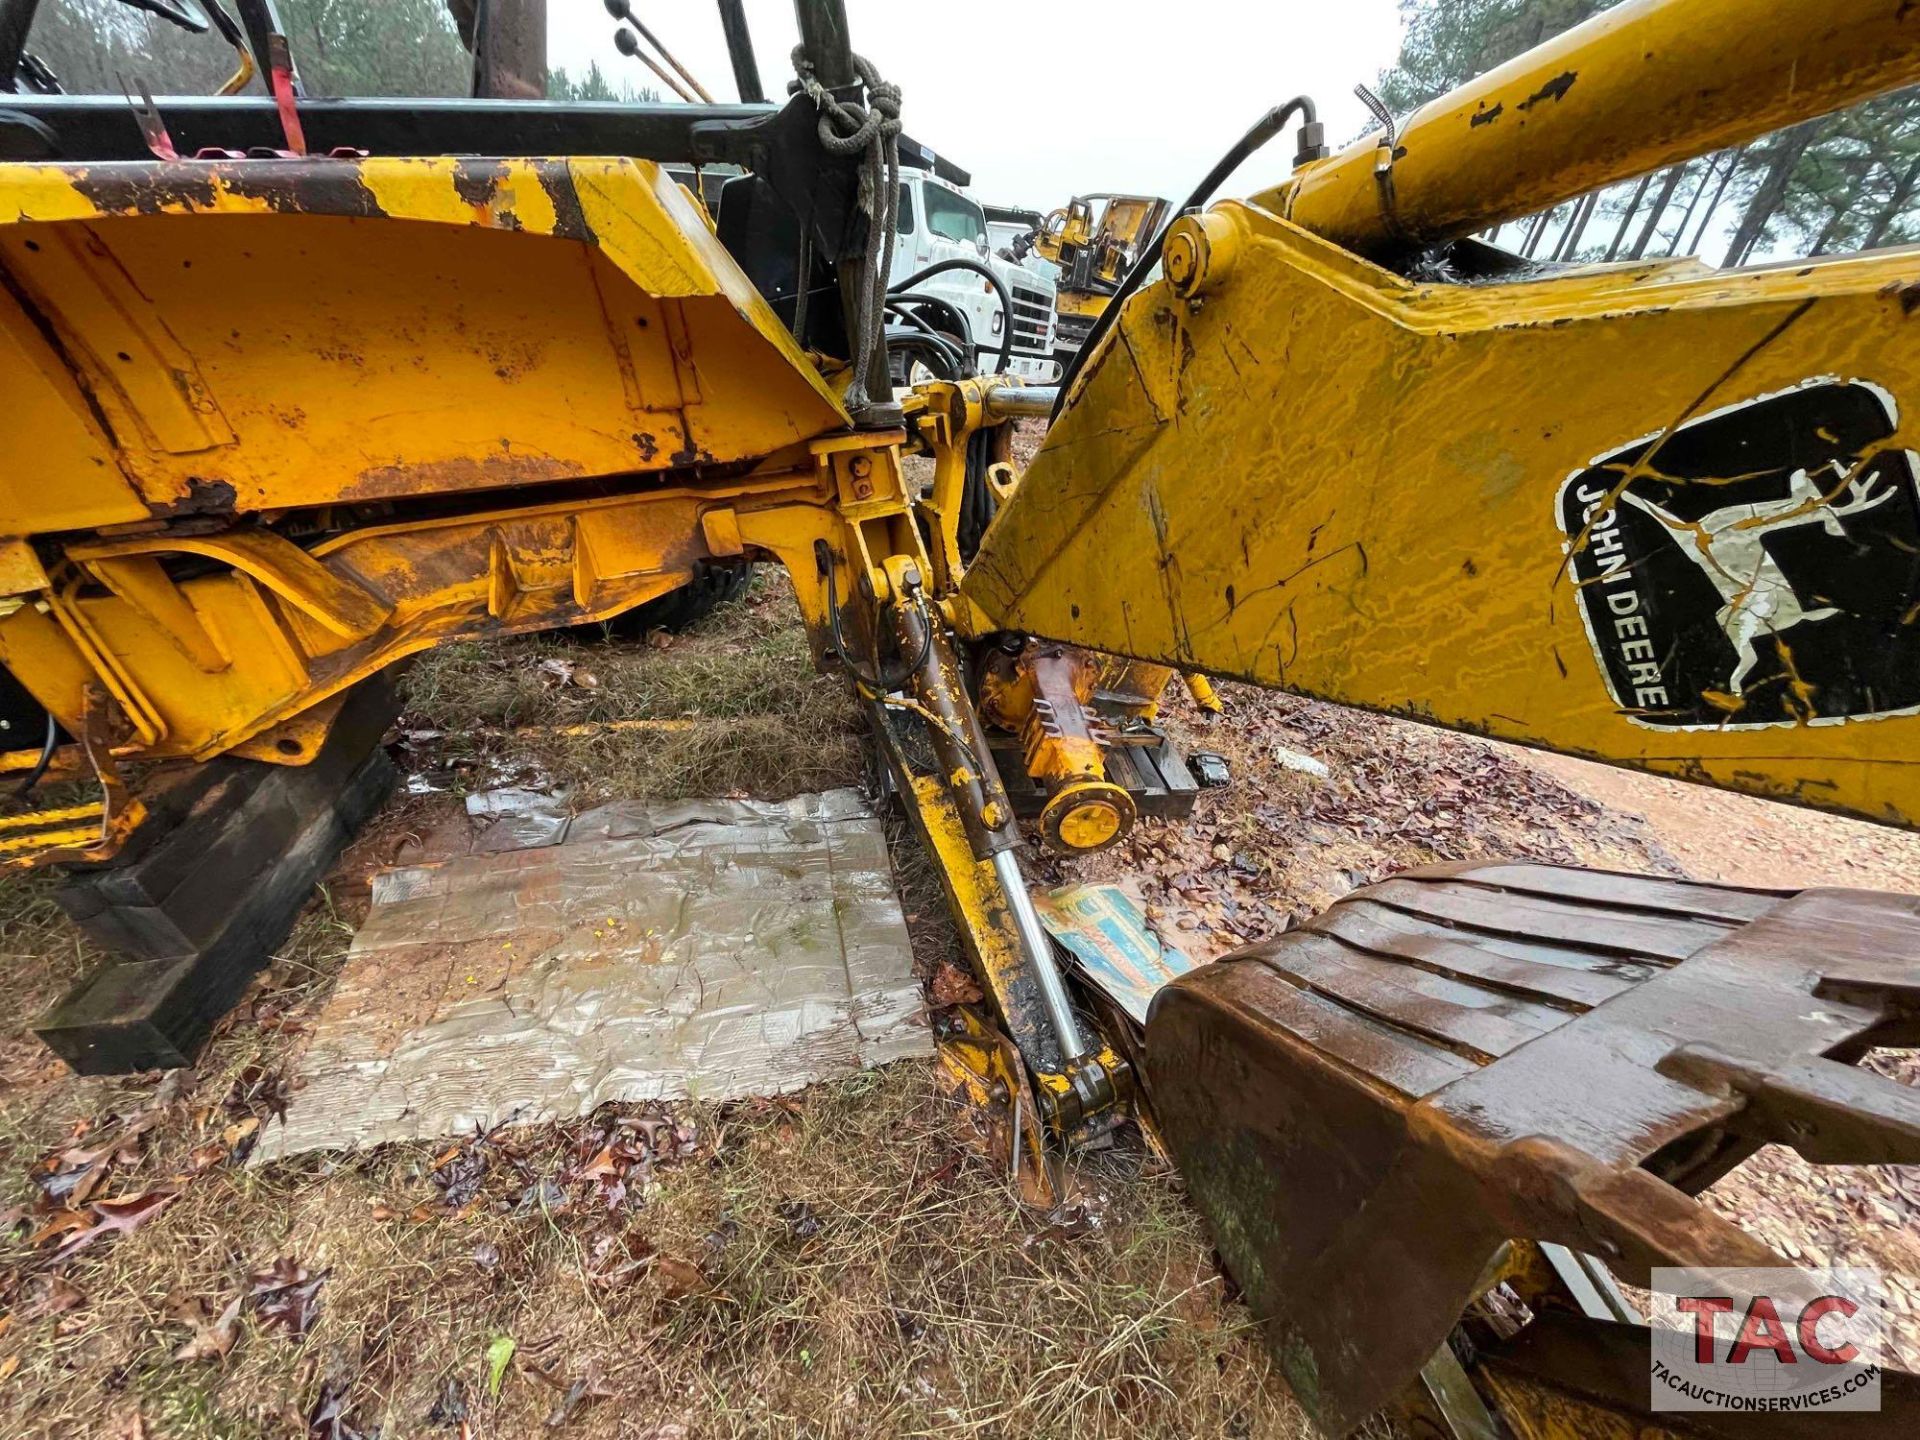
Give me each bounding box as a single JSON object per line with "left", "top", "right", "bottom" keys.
{"left": 792, "top": 45, "right": 901, "bottom": 412}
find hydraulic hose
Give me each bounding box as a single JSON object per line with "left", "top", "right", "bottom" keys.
{"left": 883, "top": 299, "right": 969, "bottom": 380}
{"left": 14, "top": 708, "right": 56, "bottom": 798}
{"left": 1052, "top": 97, "right": 1318, "bottom": 418}
{"left": 818, "top": 543, "right": 932, "bottom": 695}
{"left": 888, "top": 257, "right": 1014, "bottom": 376}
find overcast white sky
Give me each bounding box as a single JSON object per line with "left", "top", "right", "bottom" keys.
{"left": 549, "top": 1, "right": 1405, "bottom": 208}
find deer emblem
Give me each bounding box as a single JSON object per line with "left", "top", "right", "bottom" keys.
{"left": 1615, "top": 464, "right": 1896, "bottom": 697}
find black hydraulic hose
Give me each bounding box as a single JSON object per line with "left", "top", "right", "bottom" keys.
{"left": 882, "top": 300, "right": 968, "bottom": 379}
{"left": 818, "top": 543, "right": 932, "bottom": 695}
{"left": 888, "top": 257, "right": 1013, "bottom": 376}
{"left": 886, "top": 293, "right": 970, "bottom": 349}
{"left": 1052, "top": 97, "right": 1319, "bottom": 419}
{"left": 14, "top": 707, "right": 55, "bottom": 798}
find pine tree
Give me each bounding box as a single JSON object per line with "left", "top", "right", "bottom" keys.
{"left": 1375, "top": 0, "right": 1610, "bottom": 114}
{"left": 22, "top": 0, "right": 471, "bottom": 97}
{"left": 1376, "top": 0, "right": 1920, "bottom": 263}
{"left": 20, "top": 2, "right": 658, "bottom": 104}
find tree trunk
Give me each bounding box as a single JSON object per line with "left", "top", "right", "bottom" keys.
{"left": 1552, "top": 192, "right": 1598, "bottom": 260}
{"left": 1863, "top": 152, "right": 1920, "bottom": 250}
{"left": 1722, "top": 120, "right": 1823, "bottom": 267}
{"left": 1664, "top": 156, "right": 1720, "bottom": 256}
{"left": 1804, "top": 207, "right": 1850, "bottom": 255}
{"left": 1801, "top": 152, "right": 1880, "bottom": 256}
{"left": 1605, "top": 173, "right": 1655, "bottom": 261}
{"left": 1628, "top": 165, "right": 1685, "bottom": 259}
{"left": 1521, "top": 205, "right": 1555, "bottom": 259}
{"left": 1689, "top": 147, "right": 1746, "bottom": 255}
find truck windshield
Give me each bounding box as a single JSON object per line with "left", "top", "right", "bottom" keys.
{"left": 923, "top": 186, "right": 987, "bottom": 247}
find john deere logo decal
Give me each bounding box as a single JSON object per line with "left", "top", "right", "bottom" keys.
{"left": 1558, "top": 378, "right": 1920, "bottom": 729}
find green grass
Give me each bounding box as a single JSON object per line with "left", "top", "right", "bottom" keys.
{"left": 401, "top": 573, "right": 863, "bottom": 803}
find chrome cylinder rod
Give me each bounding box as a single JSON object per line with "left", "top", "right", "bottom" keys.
{"left": 991, "top": 846, "right": 1089, "bottom": 1064}
{"left": 983, "top": 385, "right": 1059, "bottom": 420}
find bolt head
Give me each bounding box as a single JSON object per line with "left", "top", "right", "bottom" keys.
{"left": 1164, "top": 230, "right": 1201, "bottom": 289}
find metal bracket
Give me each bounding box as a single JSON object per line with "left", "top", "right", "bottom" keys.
{"left": 1353, "top": 82, "right": 1405, "bottom": 239}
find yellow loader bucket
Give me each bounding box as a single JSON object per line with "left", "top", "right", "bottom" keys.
{"left": 0, "top": 155, "right": 846, "bottom": 533}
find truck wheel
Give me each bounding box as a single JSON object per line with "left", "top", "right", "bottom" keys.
{"left": 603, "top": 559, "right": 755, "bottom": 637}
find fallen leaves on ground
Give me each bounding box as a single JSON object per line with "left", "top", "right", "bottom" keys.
{"left": 535, "top": 1363, "right": 612, "bottom": 1427}
{"left": 250, "top": 1257, "right": 328, "bottom": 1338}
{"left": 777, "top": 1199, "right": 822, "bottom": 1241}
{"left": 222, "top": 1062, "right": 290, "bottom": 1129}
{"left": 307, "top": 1377, "right": 374, "bottom": 1440}
{"left": 170, "top": 1294, "right": 242, "bottom": 1362}
{"left": 424, "top": 1105, "right": 706, "bottom": 1218}
{"left": 42, "top": 1189, "right": 178, "bottom": 1261}
{"left": 928, "top": 961, "right": 983, "bottom": 1006}
{"left": 585, "top": 1229, "right": 654, "bottom": 1288}
{"left": 484, "top": 1335, "right": 516, "bottom": 1398}
{"left": 426, "top": 1376, "right": 469, "bottom": 1427}
{"left": 28, "top": 1106, "right": 165, "bottom": 1214}
{"left": 651, "top": 1255, "right": 709, "bottom": 1299}
{"left": 1046, "top": 687, "right": 1677, "bottom": 960}
{"left": 20, "top": 1273, "right": 85, "bottom": 1320}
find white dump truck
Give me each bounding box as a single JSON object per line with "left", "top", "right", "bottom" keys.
{"left": 888, "top": 171, "right": 1060, "bottom": 384}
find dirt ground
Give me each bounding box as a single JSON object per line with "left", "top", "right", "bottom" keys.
{"left": 1522, "top": 749, "right": 1920, "bottom": 891}
{"left": 1, "top": 573, "right": 1917, "bottom": 1437}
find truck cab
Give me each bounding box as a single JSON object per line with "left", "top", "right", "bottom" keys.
{"left": 892, "top": 172, "right": 1060, "bottom": 383}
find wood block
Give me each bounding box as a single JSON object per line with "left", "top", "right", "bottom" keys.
{"left": 37, "top": 749, "right": 396, "bottom": 1074}
{"left": 35, "top": 677, "right": 400, "bottom": 1074}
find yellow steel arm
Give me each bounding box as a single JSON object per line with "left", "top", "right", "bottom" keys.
{"left": 967, "top": 3, "right": 1920, "bottom": 832}
{"left": 1269, "top": 0, "right": 1920, "bottom": 256}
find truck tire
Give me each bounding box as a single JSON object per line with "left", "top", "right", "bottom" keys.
{"left": 608, "top": 559, "right": 755, "bottom": 636}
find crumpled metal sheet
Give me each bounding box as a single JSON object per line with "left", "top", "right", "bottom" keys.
{"left": 257, "top": 788, "right": 927, "bottom": 1159}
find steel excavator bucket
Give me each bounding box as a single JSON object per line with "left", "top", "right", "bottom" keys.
{"left": 1145, "top": 861, "right": 1920, "bottom": 1436}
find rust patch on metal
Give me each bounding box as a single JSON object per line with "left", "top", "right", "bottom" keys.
{"left": 219, "top": 161, "right": 385, "bottom": 219}
{"left": 344, "top": 451, "right": 587, "bottom": 502}
{"left": 450, "top": 158, "right": 523, "bottom": 230}
{"left": 68, "top": 160, "right": 388, "bottom": 220}
{"left": 450, "top": 158, "right": 508, "bottom": 208}
{"left": 1516, "top": 70, "right": 1577, "bottom": 111}
{"left": 539, "top": 163, "right": 596, "bottom": 244}
{"left": 67, "top": 163, "right": 219, "bottom": 216}
{"left": 148, "top": 476, "right": 238, "bottom": 518}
